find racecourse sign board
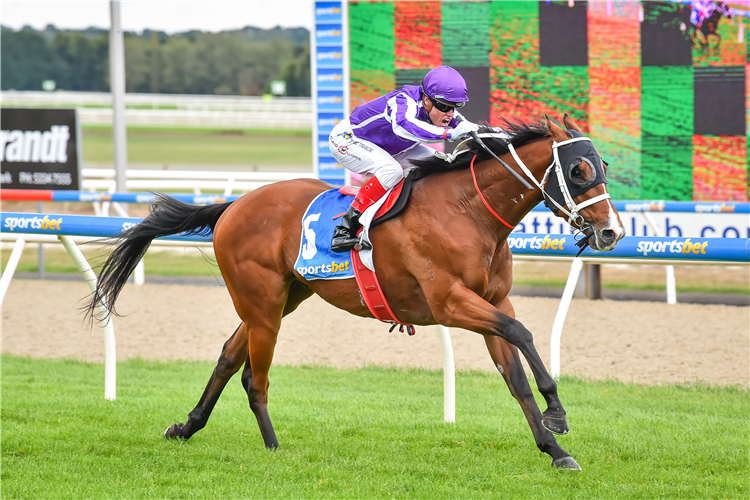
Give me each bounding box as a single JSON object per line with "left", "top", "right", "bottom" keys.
{"left": 0, "top": 108, "right": 82, "bottom": 190}
{"left": 312, "top": 1, "right": 349, "bottom": 187}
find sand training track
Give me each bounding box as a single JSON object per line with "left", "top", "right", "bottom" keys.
{"left": 2, "top": 279, "right": 748, "bottom": 387}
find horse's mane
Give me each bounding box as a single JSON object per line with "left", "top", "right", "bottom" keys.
{"left": 410, "top": 117, "right": 551, "bottom": 178}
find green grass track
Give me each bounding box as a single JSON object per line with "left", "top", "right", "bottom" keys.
{"left": 2, "top": 356, "right": 747, "bottom": 499}
{"left": 81, "top": 126, "right": 313, "bottom": 167}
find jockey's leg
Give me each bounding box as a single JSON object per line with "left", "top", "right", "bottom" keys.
{"left": 328, "top": 120, "right": 405, "bottom": 252}
{"left": 331, "top": 175, "right": 388, "bottom": 252}
{"left": 332, "top": 144, "right": 437, "bottom": 251}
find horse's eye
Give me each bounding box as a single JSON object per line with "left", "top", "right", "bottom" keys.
{"left": 571, "top": 165, "right": 584, "bottom": 179}
{"left": 566, "top": 157, "right": 595, "bottom": 187}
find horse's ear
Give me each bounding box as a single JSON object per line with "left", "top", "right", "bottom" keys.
{"left": 563, "top": 113, "right": 583, "bottom": 134}
{"left": 545, "top": 114, "right": 568, "bottom": 141}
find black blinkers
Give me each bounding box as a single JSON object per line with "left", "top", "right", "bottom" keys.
{"left": 543, "top": 130, "right": 608, "bottom": 213}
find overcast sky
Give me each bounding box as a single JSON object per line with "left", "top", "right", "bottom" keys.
{"left": 1, "top": 0, "right": 314, "bottom": 33}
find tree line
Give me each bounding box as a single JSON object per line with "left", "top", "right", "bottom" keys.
{"left": 1, "top": 25, "right": 310, "bottom": 96}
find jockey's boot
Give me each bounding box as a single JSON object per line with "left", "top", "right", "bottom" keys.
{"left": 331, "top": 176, "right": 388, "bottom": 253}
{"left": 330, "top": 205, "right": 366, "bottom": 252}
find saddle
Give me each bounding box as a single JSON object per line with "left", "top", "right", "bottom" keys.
{"left": 338, "top": 170, "right": 424, "bottom": 336}
{"left": 338, "top": 168, "right": 424, "bottom": 227}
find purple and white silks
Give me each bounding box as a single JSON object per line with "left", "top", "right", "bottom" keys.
{"left": 349, "top": 85, "right": 461, "bottom": 156}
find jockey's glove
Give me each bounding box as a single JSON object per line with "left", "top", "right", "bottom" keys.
{"left": 451, "top": 119, "right": 480, "bottom": 140}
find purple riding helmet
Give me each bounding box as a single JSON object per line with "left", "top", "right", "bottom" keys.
{"left": 420, "top": 66, "right": 469, "bottom": 108}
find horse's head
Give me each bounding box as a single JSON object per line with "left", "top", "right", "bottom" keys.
{"left": 542, "top": 115, "right": 625, "bottom": 251}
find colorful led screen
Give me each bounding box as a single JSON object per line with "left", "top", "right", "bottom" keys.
{"left": 349, "top": 0, "right": 750, "bottom": 201}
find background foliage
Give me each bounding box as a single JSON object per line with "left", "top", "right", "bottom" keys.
{"left": 0, "top": 25, "right": 310, "bottom": 96}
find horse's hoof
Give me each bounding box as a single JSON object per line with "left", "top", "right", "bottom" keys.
{"left": 552, "top": 456, "right": 582, "bottom": 471}
{"left": 164, "top": 423, "right": 185, "bottom": 439}
{"left": 542, "top": 410, "right": 570, "bottom": 435}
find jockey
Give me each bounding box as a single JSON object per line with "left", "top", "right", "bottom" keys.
{"left": 328, "top": 65, "right": 480, "bottom": 252}
{"left": 690, "top": 0, "right": 716, "bottom": 27}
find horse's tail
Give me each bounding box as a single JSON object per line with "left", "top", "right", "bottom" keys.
{"left": 85, "top": 193, "right": 233, "bottom": 323}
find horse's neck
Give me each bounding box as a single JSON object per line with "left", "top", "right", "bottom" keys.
{"left": 468, "top": 139, "right": 551, "bottom": 231}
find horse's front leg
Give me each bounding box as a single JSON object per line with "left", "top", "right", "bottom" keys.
{"left": 433, "top": 286, "right": 569, "bottom": 434}
{"left": 483, "top": 297, "right": 580, "bottom": 470}
{"left": 165, "top": 323, "right": 248, "bottom": 440}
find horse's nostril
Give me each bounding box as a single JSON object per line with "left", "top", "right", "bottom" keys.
{"left": 601, "top": 229, "right": 616, "bottom": 242}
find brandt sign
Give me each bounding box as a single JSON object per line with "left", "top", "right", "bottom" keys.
{"left": 0, "top": 108, "right": 82, "bottom": 190}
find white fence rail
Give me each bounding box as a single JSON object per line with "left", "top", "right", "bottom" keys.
{"left": 76, "top": 107, "right": 312, "bottom": 128}
{"left": 1, "top": 90, "right": 313, "bottom": 128}
{"left": 1, "top": 90, "right": 312, "bottom": 111}
{"left": 81, "top": 168, "right": 316, "bottom": 196}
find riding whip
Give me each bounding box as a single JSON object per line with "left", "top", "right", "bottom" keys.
{"left": 455, "top": 115, "right": 533, "bottom": 190}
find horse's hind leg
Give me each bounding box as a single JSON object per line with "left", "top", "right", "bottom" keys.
{"left": 231, "top": 276, "right": 312, "bottom": 448}
{"left": 239, "top": 334, "right": 278, "bottom": 448}
{"left": 239, "top": 280, "right": 313, "bottom": 448}
{"left": 164, "top": 282, "right": 312, "bottom": 443}
{"left": 165, "top": 323, "right": 248, "bottom": 440}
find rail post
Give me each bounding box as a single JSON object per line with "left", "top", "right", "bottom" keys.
{"left": 642, "top": 212, "right": 677, "bottom": 304}
{"left": 550, "top": 257, "right": 584, "bottom": 378}
{"left": 0, "top": 238, "right": 27, "bottom": 303}
{"left": 59, "top": 235, "right": 117, "bottom": 400}
{"left": 436, "top": 325, "right": 456, "bottom": 423}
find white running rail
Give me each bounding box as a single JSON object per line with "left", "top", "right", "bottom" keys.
{"left": 1, "top": 91, "right": 313, "bottom": 129}
{"left": 81, "top": 168, "right": 316, "bottom": 202}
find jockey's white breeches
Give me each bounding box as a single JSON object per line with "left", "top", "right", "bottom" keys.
{"left": 329, "top": 118, "right": 436, "bottom": 190}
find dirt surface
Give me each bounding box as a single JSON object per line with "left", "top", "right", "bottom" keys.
{"left": 2, "top": 279, "right": 748, "bottom": 388}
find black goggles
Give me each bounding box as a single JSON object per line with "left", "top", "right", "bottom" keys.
{"left": 428, "top": 97, "right": 464, "bottom": 113}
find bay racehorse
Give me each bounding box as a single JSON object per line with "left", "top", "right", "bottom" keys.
{"left": 86, "top": 115, "right": 624, "bottom": 470}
